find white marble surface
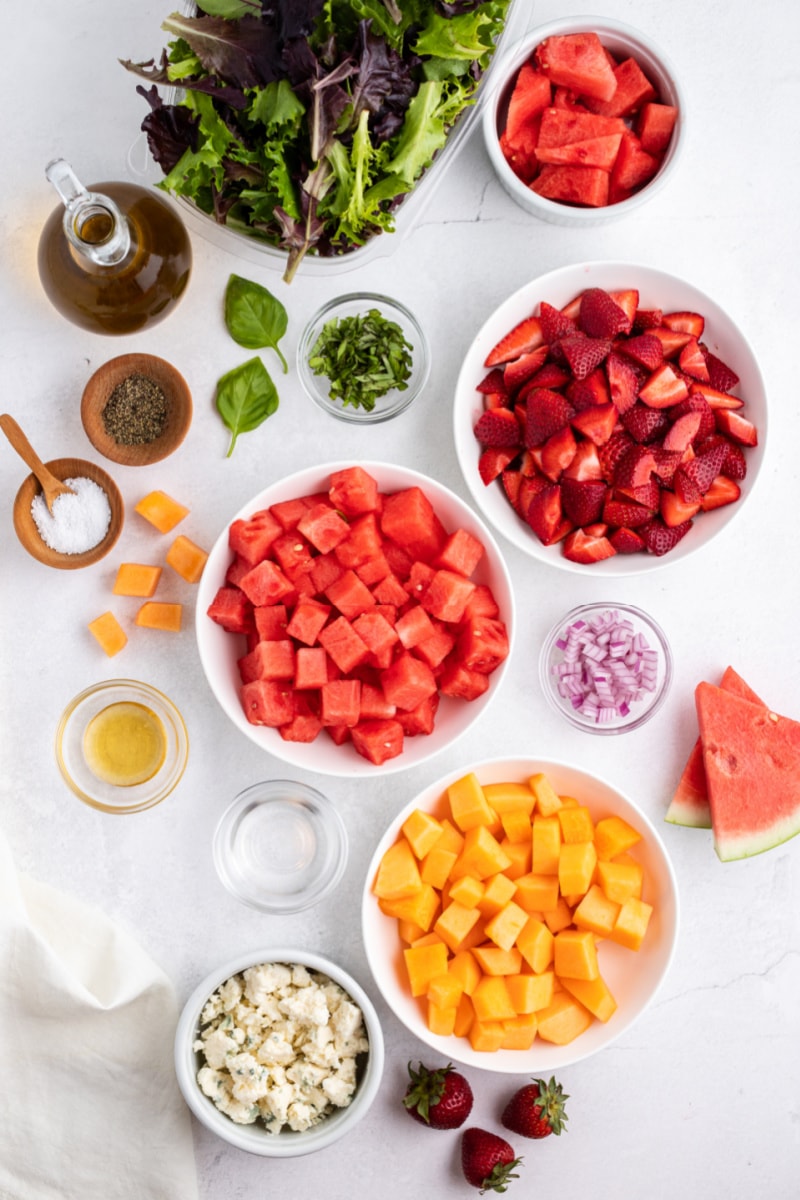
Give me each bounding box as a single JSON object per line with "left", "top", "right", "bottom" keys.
{"left": 3, "top": 0, "right": 800, "bottom": 1196}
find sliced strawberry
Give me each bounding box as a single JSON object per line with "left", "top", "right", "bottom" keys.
{"left": 524, "top": 362, "right": 571, "bottom": 391}
{"left": 526, "top": 483, "right": 565, "bottom": 544}
{"left": 609, "top": 526, "right": 646, "bottom": 553}
{"left": 614, "top": 444, "right": 658, "bottom": 489}
{"left": 700, "top": 475, "right": 741, "bottom": 510}
{"left": 474, "top": 408, "right": 522, "bottom": 448}
{"left": 566, "top": 367, "right": 609, "bottom": 411}
{"left": 540, "top": 425, "right": 578, "bottom": 480}
{"left": 502, "top": 468, "right": 523, "bottom": 510}
{"left": 651, "top": 447, "right": 684, "bottom": 486}
{"left": 668, "top": 393, "right": 716, "bottom": 442}
{"left": 619, "top": 333, "right": 664, "bottom": 371}
{"left": 598, "top": 429, "right": 635, "bottom": 480}
{"left": 476, "top": 367, "right": 508, "bottom": 395}
{"left": 518, "top": 449, "right": 539, "bottom": 476}
{"left": 570, "top": 402, "right": 617, "bottom": 446}
{"left": 674, "top": 439, "right": 729, "bottom": 502}
{"left": 662, "top": 410, "right": 702, "bottom": 452}
{"left": 621, "top": 403, "right": 669, "bottom": 444}
{"left": 559, "top": 333, "right": 611, "bottom": 380}
{"left": 563, "top": 527, "right": 616, "bottom": 564}
{"left": 649, "top": 327, "right": 692, "bottom": 358}
{"left": 525, "top": 388, "right": 574, "bottom": 447}
{"left": 616, "top": 478, "right": 661, "bottom": 511}
{"left": 703, "top": 349, "right": 740, "bottom": 393}
{"left": 689, "top": 380, "right": 744, "bottom": 411}
{"left": 602, "top": 495, "right": 652, "bottom": 528}
{"left": 678, "top": 338, "right": 710, "bottom": 381}
{"left": 562, "top": 439, "right": 603, "bottom": 481}
{"left": 714, "top": 408, "right": 758, "bottom": 446}
{"left": 608, "top": 289, "right": 639, "bottom": 326}
{"left": 632, "top": 307, "right": 663, "bottom": 332}
{"left": 503, "top": 346, "right": 549, "bottom": 394}
{"left": 720, "top": 441, "right": 747, "bottom": 480}
{"left": 660, "top": 490, "right": 701, "bottom": 527}
{"left": 515, "top": 472, "right": 550, "bottom": 519}
{"left": 578, "top": 287, "right": 632, "bottom": 338}
{"left": 482, "top": 391, "right": 510, "bottom": 411}
{"left": 561, "top": 477, "right": 607, "bottom": 526}
{"left": 662, "top": 311, "right": 705, "bottom": 337}
{"left": 640, "top": 516, "right": 693, "bottom": 556}
{"left": 605, "top": 351, "right": 640, "bottom": 414}
{"left": 639, "top": 363, "right": 690, "bottom": 408}
{"left": 485, "top": 316, "right": 543, "bottom": 366}
{"left": 479, "top": 447, "right": 517, "bottom": 485}
{"left": 538, "top": 301, "right": 576, "bottom": 344}
{"left": 582, "top": 522, "right": 609, "bottom": 537}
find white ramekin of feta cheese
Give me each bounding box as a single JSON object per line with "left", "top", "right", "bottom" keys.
{"left": 174, "top": 948, "right": 384, "bottom": 1155}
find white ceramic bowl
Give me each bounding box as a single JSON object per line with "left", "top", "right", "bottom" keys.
{"left": 483, "top": 17, "right": 686, "bottom": 225}
{"left": 362, "top": 756, "right": 679, "bottom": 1074}
{"left": 453, "top": 261, "right": 767, "bottom": 575}
{"left": 196, "top": 461, "right": 515, "bottom": 776}
{"left": 174, "top": 948, "right": 384, "bottom": 1156}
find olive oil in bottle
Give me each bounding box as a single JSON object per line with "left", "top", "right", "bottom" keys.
{"left": 37, "top": 159, "right": 192, "bottom": 335}
{"left": 82, "top": 701, "right": 167, "bottom": 787}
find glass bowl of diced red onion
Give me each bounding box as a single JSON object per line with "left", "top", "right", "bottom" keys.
{"left": 539, "top": 602, "right": 672, "bottom": 734}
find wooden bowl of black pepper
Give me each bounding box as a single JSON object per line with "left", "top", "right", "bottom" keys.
{"left": 81, "top": 353, "right": 192, "bottom": 466}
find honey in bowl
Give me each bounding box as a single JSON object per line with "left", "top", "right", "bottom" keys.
{"left": 82, "top": 700, "right": 167, "bottom": 787}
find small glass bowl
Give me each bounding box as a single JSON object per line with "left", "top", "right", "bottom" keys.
{"left": 213, "top": 780, "right": 348, "bottom": 913}
{"left": 55, "top": 679, "right": 189, "bottom": 812}
{"left": 539, "top": 602, "right": 673, "bottom": 734}
{"left": 296, "top": 293, "right": 430, "bottom": 424}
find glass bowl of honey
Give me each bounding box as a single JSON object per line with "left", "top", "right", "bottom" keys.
{"left": 55, "top": 679, "right": 189, "bottom": 813}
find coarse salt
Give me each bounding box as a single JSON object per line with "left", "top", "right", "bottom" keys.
{"left": 30, "top": 476, "right": 111, "bottom": 554}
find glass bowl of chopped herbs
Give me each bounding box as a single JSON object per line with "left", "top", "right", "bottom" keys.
{"left": 298, "top": 294, "right": 430, "bottom": 424}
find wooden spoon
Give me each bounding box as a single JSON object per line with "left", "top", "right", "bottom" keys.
{"left": 0, "top": 413, "right": 75, "bottom": 513}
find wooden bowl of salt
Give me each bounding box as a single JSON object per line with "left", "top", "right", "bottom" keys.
{"left": 81, "top": 353, "right": 192, "bottom": 466}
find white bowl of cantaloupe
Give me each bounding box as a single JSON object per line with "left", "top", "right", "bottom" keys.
{"left": 361, "top": 757, "right": 679, "bottom": 1072}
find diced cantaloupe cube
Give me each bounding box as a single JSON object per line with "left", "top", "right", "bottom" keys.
{"left": 483, "top": 781, "right": 535, "bottom": 815}
{"left": 373, "top": 837, "right": 422, "bottom": 900}
{"left": 532, "top": 814, "right": 562, "bottom": 874}
{"left": 596, "top": 856, "right": 644, "bottom": 903}
{"left": 447, "top": 772, "right": 495, "bottom": 830}
{"left": 397, "top": 918, "right": 426, "bottom": 945}
{"left": 450, "top": 949, "right": 481, "bottom": 996}
{"left": 536, "top": 992, "right": 593, "bottom": 1044}
{"left": 434, "top": 901, "right": 482, "bottom": 953}
{"left": 477, "top": 873, "right": 517, "bottom": 916}
{"left": 506, "top": 969, "right": 555, "bottom": 1014}
{"left": 421, "top": 846, "right": 458, "bottom": 890}
{"left": 484, "top": 900, "right": 529, "bottom": 952}
{"left": 472, "top": 945, "right": 523, "bottom": 976}
{"left": 543, "top": 896, "right": 574, "bottom": 934}
{"left": 112, "top": 563, "right": 162, "bottom": 598}
{"left": 433, "top": 818, "right": 465, "bottom": 857}
{"left": 427, "top": 1000, "right": 457, "bottom": 1037}
{"left": 134, "top": 490, "right": 189, "bottom": 533}
{"left": 472, "top": 975, "right": 517, "bottom": 1022}
{"left": 500, "top": 1012, "right": 538, "bottom": 1049}
{"left": 468, "top": 1019, "right": 505, "bottom": 1052}
{"left": 448, "top": 874, "right": 485, "bottom": 909}
{"left": 427, "top": 971, "right": 465, "bottom": 1010}
{"left": 572, "top": 884, "right": 621, "bottom": 937}
{"left": 87, "top": 611, "right": 127, "bottom": 657}
{"left": 517, "top": 916, "right": 555, "bottom": 974}
{"left": 135, "top": 601, "right": 182, "bottom": 632}
{"left": 378, "top": 883, "right": 439, "bottom": 931}
{"left": 403, "top": 940, "right": 449, "bottom": 997}
{"left": 499, "top": 838, "right": 531, "bottom": 879}
{"left": 558, "top": 840, "right": 597, "bottom": 896}
{"left": 409, "top": 931, "right": 443, "bottom": 949}
{"left": 609, "top": 896, "right": 653, "bottom": 950}
{"left": 165, "top": 535, "right": 208, "bottom": 583}
{"left": 560, "top": 973, "right": 618, "bottom": 1023}
{"left": 594, "top": 815, "right": 642, "bottom": 860}
{"left": 529, "top": 772, "right": 563, "bottom": 815}
{"left": 451, "top": 824, "right": 512, "bottom": 880}
{"left": 514, "top": 872, "right": 559, "bottom": 913}
{"left": 454, "top": 993, "right": 475, "bottom": 1038}
{"left": 554, "top": 929, "right": 599, "bottom": 981}
{"left": 500, "top": 807, "right": 533, "bottom": 844}
{"left": 557, "top": 805, "right": 595, "bottom": 844}
{"left": 402, "top": 809, "right": 444, "bottom": 859}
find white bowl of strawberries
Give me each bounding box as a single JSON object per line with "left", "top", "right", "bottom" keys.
{"left": 483, "top": 17, "right": 686, "bottom": 224}
{"left": 196, "top": 461, "right": 515, "bottom": 775}
{"left": 453, "top": 262, "right": 766, "bottom": 574}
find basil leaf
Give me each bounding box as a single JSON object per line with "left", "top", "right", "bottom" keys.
{"left": 224, "top": 274, "right": 289, "bottom": 372}
{"left": 215, "top": 356, "right": 279, "bottom": 457}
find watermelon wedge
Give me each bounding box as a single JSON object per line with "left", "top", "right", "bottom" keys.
{"left": 695, "top": 682, "right": 800, "bottom": 861}
{"left": 666, "top": 666, "right": 764, "bottom": 828}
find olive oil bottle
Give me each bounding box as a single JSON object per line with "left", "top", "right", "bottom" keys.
{"left": 37, "top": 158, "right": 192, "bottom": 334}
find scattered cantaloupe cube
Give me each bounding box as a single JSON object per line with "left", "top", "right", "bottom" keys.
{"left": 468, "top": 1019, "right": 505, "bottom": 1052}
{"left": 500, "top": 807, "right": 533, "bottom": 843}
{"left": 403, "top": 940, "right": 449, "bottom": 997}
{"left": 558, "top": 840, "right": 597, "bottom": 895}
{"left": 134, "top": 490, "right": 189, "bottom": 534}
{"left": 427, "top": 971, "right": 465, "bottom": 1010}
{"left": 434, "top": 901, "right": 482, "bottom": 953}
{"left": 378, "top": 883, "right": 439, "bottom": 931}
{"left": 451, "top": 824, "right": 512, "bottom": 880}
{"left": 398, "top": 918, "right": 426, "bottom": 945}
{"left": 454, "top": 993, "right": 475, "bottom": 1038}
{"left": 135, "top": 601, "right": 183, "bottom": 632}
{"left": 529, "top": 772, "right": 562, "bottom": 815}
{"left": 543, "top": 896, "right": 574, "bottom": 934}
{"left": 596, "top": 855, "right": 644, "bottom": 903}
{"left": 112, "top": 563, "right": 162, "bottom": 598}
{"left": 483, "top": 898, "right": 528, "bottom": 951}
{"left": 500, "top": 1012, "right": 538, "bottom": 1050}
{"left": 515, "top": 871, "right": 559, "bottom": 913}
{"left": 557, "top": 805, "right": 595, "bottom": 844}
{"left": 506, "top": 970, "right": 554, "bottom": 1014}
{"left": 433, "top": 818, "right": 465, "bottom": 857}
{"left": 499, "top": 838, "right": 531, "bottom": 879}
{"left": 373, "top": 837, "right": 422, "bottom": 900}
{"left": 572, "top": 884, "right": 621, "bottom": 937}
{"left": 427, "top": 1001, "right": 457, "bottom": 1037}
{"left": 166, "top": 534, "right": 208, "bottom": 583}
{"left": 483, "top": 781, "right": 535, "bottom": 815}
{"left": 421, "top": 846, "right": 459, "bottom": 890}
{"left": 87, "top": 611, "right": 127, "bottom": 657}
{"left": 450, "top": 949, "right": 481, "bottom": 996}
{"left": 472, "top": 945, "right": 523, "bottom": 976}
{"left": 402, "top": 809, "right": 444, "bottom": 859}
{"left": 448, "top": 874, "right": 485, "bottom": 909}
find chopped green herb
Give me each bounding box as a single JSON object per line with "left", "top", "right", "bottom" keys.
{"left": 308, "top": 308, "right": 414, "bottom": 412}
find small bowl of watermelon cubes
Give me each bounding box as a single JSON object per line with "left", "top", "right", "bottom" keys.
{"left": 483, "top": 17, "right": 685, "bottom": 223}
{"left": 453, "top": 260, "right": 767, "bottom": 575}
{"left": 197, "top": 462, "right": 515, "bottom": 776}
{"left": 362, "top": 756, "right": 679, "bottom": 1072}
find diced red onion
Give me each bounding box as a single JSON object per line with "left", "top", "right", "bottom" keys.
{"left": 551, "top": 608, "right": 660, "bottom": 725}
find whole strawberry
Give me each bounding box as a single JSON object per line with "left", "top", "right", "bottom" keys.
{"left": 461, "top": 1127, "right": 522, "bottom": 1193}
{"left": 501, "top": 1076, "right": 569, "bottom": 1140}
{"left": 403, "top": 1061, "right": 473, "bottom": 1129}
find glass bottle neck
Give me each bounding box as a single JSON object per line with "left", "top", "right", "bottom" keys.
{"left": 46, "top": 158, "right": 131, "bottom": 267}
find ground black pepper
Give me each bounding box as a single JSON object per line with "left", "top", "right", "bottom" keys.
{"left": 102, "top": 373, "right": 168, "bottom": 445}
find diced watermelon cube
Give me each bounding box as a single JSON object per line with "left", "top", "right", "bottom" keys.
{"left": 463, "top": 584, "right": 501, "bottom": 620}
{"left": 355, "top": 551, "right": 392, "bottom": 586}
{"left": 238, "top": 639, "right": 295, "bottom": 683}
{"left": 239, "top": 559, "right": 296, "bottom": 607}
{"left": 435, "top": 528, "right": 485, "bottom": 577}
{"left": 584, "top": 56, "right": 657, "bottom": 118}
{"left": 326, "top": 569, "right": 377, "bottom": 619}
{"left": 372, "top": 573, "right": 410, "bottom": 607}
{"left": 394, "top": 605, "right": 436, "bottom": 650}
{"left": 535, "top": 32, "right": 618, "bottom": 102}
{"left": 413, "top": 624, "right": 456, "bottom": 670}
{"left": 334, "top": 513, "right": 383, "bottom": 569}
{"left": 241, "top": 679, "right": 295, "bottom": 727}
{"left": 438, "top": 661, "right": 491, "bottom": 701}
{"left": 505, "top": 61, "right": 553, "bottom": 146}
{"left": 297, "top": 502, "right": 351, "bottom": 553}
{"left": 359, "top": 682, "right": 397, "bottom": 721}
{"left": 318, "top": 616, "right": 370, "bottom": 673}
{"left": 328, "top": 466, "right": 380, "bottom": 515}
{"left": 381, "top": 487, "right": 447, "bottom": 563}
{"left": 286, "top": 597, "right": 331, "bottom": 646}
{"left": 455, "top": 617, "right": 510, "bottom": 674}
{"left": 271, "top": 531, "right": 315, "bottom": 580}
{"left": 610, "top": 131, "right": 660, "bottom": 193}
{"left": 269, "top": 496, "right": 312, "bottom": 530}
{"left": 325, "top": 724, "right": 351, "bottom": 745}
{"left": 380, "top": 653, "right": 438, "bottom": 710}
{"left": 320, "top": 679, "right": 361, "bottom": 727}
{"left": 352, "top": 611, "right": 400, "bottom": 667}
{"left": 396, "top": 692, "right": 440, "bottom": 737}
{"left": 207, "top": 586, "right": 252, "bottom": 634}
{"left": 536, "top": 108, "right": 627, "bottom": 148}
{"left": 636, "top": 101, "right": 678, "bottom": 156}
{"left": 420, "top": 569, "right": 477, "bottom": 624}
{"left": 254, "top": 603, "right": 289, "bottom": 641}
{"left": 225, "top": 555, "right": 251, "bottom": 588}
{"left": 382, "top": 539, "right": 414, "bottom": 579}
{"left": 294, "top": 646, "right": 329, "bottom": 690}
{"left": 309, "top": 552, "right": 344, "bottom": 595}
{"left": 278, "top": 693, "right": 322, "bottom": 743}
{"left": 531, "top": 164, "right": 610, "bottom": 208}
{"left": 405, "top": 561, "right": 436, "bottom": 600}
{"left": 228, "top": 510, "right": 282, "bottom": 566}
{"left": 350, "top": 719, "right": 405, "bottom": 765}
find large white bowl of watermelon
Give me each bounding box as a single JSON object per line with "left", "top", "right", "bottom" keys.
{"left": 362, "top": 756, "right": 679, "bottom": 1073}
{"left": 453, "top": 261, "right": 767, "bottom": 574}
{"left": 362, "top": 753, "right": 681, "bottom": 1075}
{"left": 197, "top": 462, "right": 515, "bottom": 776}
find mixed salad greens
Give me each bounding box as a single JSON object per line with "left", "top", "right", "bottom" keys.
{"left": 122, "top": 0, "right": 513, "bottom": 280}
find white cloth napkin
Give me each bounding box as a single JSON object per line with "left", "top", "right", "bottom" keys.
{"left": 0, "top": 829, "right": 199, "bottom": 1200}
